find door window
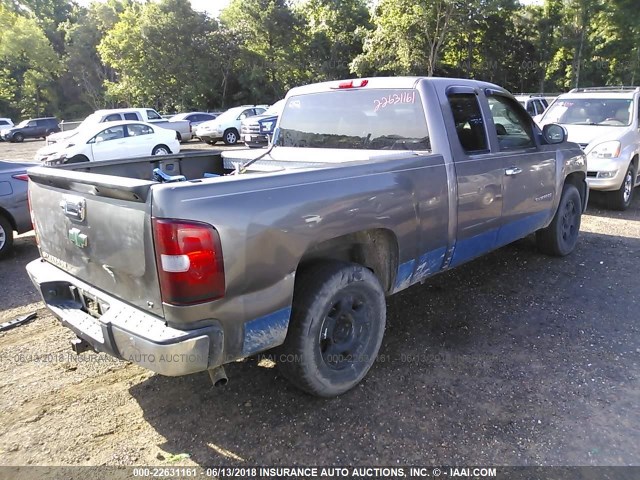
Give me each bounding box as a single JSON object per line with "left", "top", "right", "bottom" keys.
{"left": 488, "top": 95, "right": 535, "bottom": 150}
{"left": 123, "top": 112, "right": 138, "bottom": 121}
{"left": 146, "top": 110, "right": 161, "bottom": 120}
{"left": 447, "top": 93, "right": 489, "bottom": 153}
{"left": 104, "top": 114, "right": 121, "bottom": 122}
{"left": 126, "top": 124, "right": 153, "bottom": 136}
{"left": 526, "top": 101, "right": 536, "bottom": 115}
{"left": 91, "top": 125, "right": 125, "bottom": 143}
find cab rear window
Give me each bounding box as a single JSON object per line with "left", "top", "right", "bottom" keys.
{"left": 277, "top": 89, "right": 430, "bottom": 151}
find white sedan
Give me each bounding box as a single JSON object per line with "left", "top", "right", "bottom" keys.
{"left": 34, "top": 120, "right": 180, "bottom": 164}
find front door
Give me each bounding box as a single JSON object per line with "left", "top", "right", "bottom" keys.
{"left": 486, "top": 93, "right": 556, "bottom": 246}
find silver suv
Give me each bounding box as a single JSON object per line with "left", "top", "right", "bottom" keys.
{"left": 536, "top": 86, "right": 640, "bottom": 210}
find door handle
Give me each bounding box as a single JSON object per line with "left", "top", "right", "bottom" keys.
{"left": 505, "top": 167, "right": 522, "bottom": 176}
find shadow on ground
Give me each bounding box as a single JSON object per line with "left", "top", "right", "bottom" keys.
{"left": 129, "top": 231, "right": 640, "bottom": 467}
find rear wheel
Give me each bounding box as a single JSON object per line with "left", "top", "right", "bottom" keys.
{"left": 12, "top": 133, "right": 24, "bottom": 143}
{"left": 0, "top": 215, "right": 14, "bottom": 259}
{"left": 606, "top": 165, "right": 635, "bottom": 210}
{"left": 223, "top": 129, "right": 238, "bottom": 145}
{"left": 277, "top": 262, "right": 386, "bottom": 397}
{"left": 536, "top": 184, "right": 582, "bottom": 256}
{"left": 152, "top": 145, "right": 171, "bottom": 155}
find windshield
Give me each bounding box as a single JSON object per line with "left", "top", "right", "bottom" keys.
{"left": 17, "top": 120, "right": 29, "bottom": 127}
{"left": 215, "top": 108, "right": 243, "bottom": 123}
{"left": 77, "top": 113, "right": 102, "bottom": 129}
{"left": 277, "top": 89, "right": 430, "bottom": 150}
{"left": 543, "top": 98, "right": 633, "bottom": 126}
{"left": 264, "top": 100, "right": 285, "bottom": 116}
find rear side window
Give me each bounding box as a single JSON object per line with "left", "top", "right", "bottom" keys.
{"left": 277, "top": 89, "right": 430, "bottom": 150}
{"left": 124, "top": 112, "right": 138, "bottom": 121}
{"left": 488, "top": 95, "right": 535, "bottom": 150}
{"left": 104, "top": 114, "right": 121, "bottom": 122}
{"left": 146, "top": 110, "right": 161, "bottom": 120}
{"left": 447, "top": 93, "right": 488, "bottom": 153}
{"left": 127, "top": 124, "right": 153, "bottom": 136}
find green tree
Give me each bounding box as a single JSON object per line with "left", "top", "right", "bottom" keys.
{"left": 297, "top": 0, "right": 371, "bottom": 80}
{"left": 352, "top": 0, "right": 458, "bottom": 77}
{"left": 220, "top": 0, "right": 311, "bottom": 102}
{"left": 0, "top": 2, "right": 61, "bottom": 117}
{"left": 98, "top": 0, "right": 223, "bottom": 111}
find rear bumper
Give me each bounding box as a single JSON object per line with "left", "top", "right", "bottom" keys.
{"left": 26, "top": 258, "right": 224, "bottom": 376}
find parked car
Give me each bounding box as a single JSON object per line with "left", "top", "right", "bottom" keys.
{"left": 195, "top": 105, "right": 268, "bottom": 145}
{"left": 1, "top": 117, "right": 59, "bottom": 143}
{"left": 26, "top": 76, "right": 587, "bottom": 397}
{"left": 46, "top": 108, "right": 192, "bottom": 145}
{"left": 241, "top": 100, "right": 285, "bottom": 148}
{"left": 535, "top": 86, "right": 640, "bottom": 210}
{"left": 170, "top": 112, "right": 221, "bottom": 131}
{"left": 34, "top": 121, "right": 180, "bottom": 165}
{"left": 514, "top": 95, "right": 549, "bottom": 116}
{"left": 0, "top": 118, "right": 13, "bottom": 128}
{"left": 0, "top": 161, "right": 36, "bottom": 258}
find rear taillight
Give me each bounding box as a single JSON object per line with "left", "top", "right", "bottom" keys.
{"left": 12, "top": 173, "right": 29, "bottom": 181}
{"left": 152, "top": 218, "right": 225, "bottom": 305}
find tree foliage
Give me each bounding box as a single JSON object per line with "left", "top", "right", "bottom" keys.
{"left": 1, "top": 0, "right": 639, "bottom": 121}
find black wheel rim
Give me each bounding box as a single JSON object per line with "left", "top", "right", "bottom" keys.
{"left": 319, "top": 291, "right": 371, "bottom": 370}
{"left": 561, "top": 197, "right": 579, "bottom": 245}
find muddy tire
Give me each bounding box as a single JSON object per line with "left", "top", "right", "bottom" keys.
{"left": 277, "top": 262, "right": 386, "bottom": 397}
{"left": 536, "top": 184, "right": 582, "bottom": 256}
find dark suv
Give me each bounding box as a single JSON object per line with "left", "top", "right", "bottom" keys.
{"left": 0, "top": 117, "right": 60, "bottom": 142}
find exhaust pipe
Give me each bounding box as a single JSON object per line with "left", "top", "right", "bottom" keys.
{"left": 208, "top": 366, "right": 228, "bottom": 387}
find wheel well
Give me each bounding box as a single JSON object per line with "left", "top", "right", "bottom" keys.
{"left": 565, "top": 171, "right": 587, "bottom": 208}
{"left": 631, "top": 155, "right": 639, "bottom": 175}
{"left": 0, "top": 207, "right": 16, "bottom": 231}
{"left": 297, "top": 229, "right": 399, "bottom": 293}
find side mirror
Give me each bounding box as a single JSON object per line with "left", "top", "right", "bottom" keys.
{"left": 542, "top": 124, "right": 566, "bottom": 144}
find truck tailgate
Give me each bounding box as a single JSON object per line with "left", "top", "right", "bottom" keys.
{"left": 27, "top": 166, "right": 164, "bottom": 318}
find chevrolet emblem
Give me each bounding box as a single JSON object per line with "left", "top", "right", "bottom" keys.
{"left": 68, "top": 228, "right": 88, "bottom": 248}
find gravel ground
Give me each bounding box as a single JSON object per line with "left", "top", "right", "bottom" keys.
{"left": 0, "top": 140, "right": 639, "bottom": 467}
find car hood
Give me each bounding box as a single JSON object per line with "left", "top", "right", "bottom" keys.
{"left": 47, "top": 130, "right": 77, "bottom": 143}
{"left": 242, "top": 113, "right": 276, "bottom": 126}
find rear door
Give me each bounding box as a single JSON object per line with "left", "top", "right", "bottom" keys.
{"left": 124, "top": 123, "right": 155, "bottom": 157}
{"left": 485, "top": 92, "right": 556, "bottom": 246}
{"left": 446, "top": 87, "right": 506, "bottom": 267}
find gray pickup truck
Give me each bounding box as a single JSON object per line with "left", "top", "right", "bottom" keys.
{"left": 26, "top": 77, "right": 588, "bottom": 397}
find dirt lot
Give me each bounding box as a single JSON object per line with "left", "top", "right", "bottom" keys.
{"left": 0, "top": 140, "right": 639, "bottom": 467}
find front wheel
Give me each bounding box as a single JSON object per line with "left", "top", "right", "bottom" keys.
{"left": 12, "top": 133, "right": 24, "bottom": 143}
{"left": 536, "top": 184, "right": 582, "bottom": 256}
{"left": 223, "top": 129, "right": 238, "bottom": 145}
{"left": 152, "top": 145, "right": 171, "bottom": 155}
{"left": 0, "top": 215, "right": 14, "bottom": 259}
{"left": 606, "top": 165, "right": 635, "bottom": 210}
{"left": 277, "top": 262, "right": 386, "bottom": 397}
